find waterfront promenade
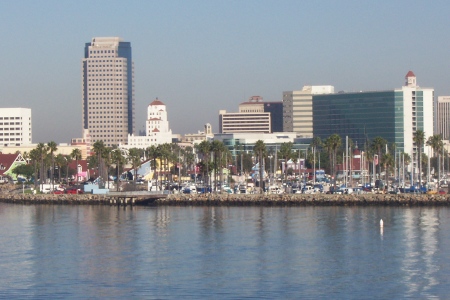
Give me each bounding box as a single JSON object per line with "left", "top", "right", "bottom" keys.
{"left": 1, "top": 191, "right": 450, "bottom": 206}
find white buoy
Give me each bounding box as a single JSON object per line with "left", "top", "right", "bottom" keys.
{"left": 380, "top": 219, "right": 384, "bottom": 227}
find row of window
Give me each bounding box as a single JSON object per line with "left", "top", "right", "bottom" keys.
{"left": 88, "top": 93, "right": 124, "bottom": 96}
{"left": 87, "top": 71, "right": 126, "bottom": 75}
{"left": 88, "top": 101, "right": 123, "bottom": 105}
{"left": 0, "top": 117, "right": 21, "bottom": 120}
{"left": 0, "top": 138, "right": 21, "bottom": 141}
{"left": 0, "top": 128, "right": 23, "bottom": 131}
{"left": 88, "top": 111, "right": 123, "bottom": 115}
{"left": 89, "top": 88, "right": 123, "bottom": 91}
{"left": 89, "top": 50, "right": 116, "bottom": 54}
{"left": 0, "top": 122, "right": 21, "bottom": 125}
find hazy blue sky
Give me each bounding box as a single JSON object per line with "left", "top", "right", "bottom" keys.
{"left": 1, "top": 0, "right": 449, "bottom": 143}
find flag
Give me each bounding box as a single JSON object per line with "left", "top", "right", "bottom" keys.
{"left": 374, "top": 154, "right": 379, "bottom": 166}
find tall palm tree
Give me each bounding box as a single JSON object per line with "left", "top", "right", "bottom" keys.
{"left": 196, "top": 140, "right": 211, "bottom": 189}
{"left": 54, "top": 154, "right": 66, "bottom": 184}
{"left": 210, "top": 140, "right": 226, "bottom": 192}
{"left": 413, "top": 129, "right": 425, "bottom": 186}
{"left": 70, "top": 148, "right": 82, "bottom": 184}
{"left": 371, "top": 136, "right": 387, "bottom": 179}
{"left": 381, "top": 153, "right": 394, "bottom": 184}
{"left": 128, "top": 148, "right": 142, "bottom": 190}
{"left": 146, "top": 145, "right": 160, "bottom": 187}
{"left": 93, "top": 140, "right": 106, "bottom": 183}
{"left": 36, "top": 143, "right": 48, "bottom": 191}
{"left": 29, "top": 148, "right": 40, "bottom": 190}
{"left": 427, "top": 134, "right": 443, "bottom": 182}
{"left": 324, "top": 134, "right": 342, "bottom": 190}
{"left": 279, "top": 142, "right": 293, "bottom": 183}
{"left": 253, "top": 140, "right": 266, "bottom": 194}
{"left": 111, "top": 149, "right": 126, "bottom": 191}
{"left": 47, "top": 141, "right": 57, "bottom": 189}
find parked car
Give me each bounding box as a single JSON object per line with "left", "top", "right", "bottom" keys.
{"left": 438, "top": 189, "right": 447, "bottom": 195}
{"left": 65, "top": 188, "right": 83, "bottom": 194}
{"left": 51, "top": 190, "right": 64, "bottom": 195}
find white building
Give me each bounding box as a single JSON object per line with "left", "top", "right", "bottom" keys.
{"left": 401, "top": 71, "right": 434, "bottom": 159}
{"left": 122, "top": 98, "right": 173, "bottom": 149}
{"left": 0, "top": 108, "right": 32, "bottom": 147}
{"left": 283, "top": 85, "right": 334, "bottom": 137}
{"left": 82, "top": 37, "right": 135, "bottom": 147}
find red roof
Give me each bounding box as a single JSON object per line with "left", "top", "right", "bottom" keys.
{"left": 0, "top": 153, "right": 21, "bottom": 175}
{"left": 152, "top": 128, "right": 160, "bottom": 132}
{"left": 405, "top": 70, "right": 415, "bottom": 78}
{"left": 68, "top": 160, "right": 88, "bottom": 172}
{"left": 149, "top": 98, "right": 165, "bottom": 106}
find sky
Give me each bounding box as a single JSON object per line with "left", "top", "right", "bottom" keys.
{"left": 1, "top": 0, "right": 450, "bottom": 144}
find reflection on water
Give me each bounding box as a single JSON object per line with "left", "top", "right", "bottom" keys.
{"left": 0, "top": 204, "right": 449, "bottom": 299}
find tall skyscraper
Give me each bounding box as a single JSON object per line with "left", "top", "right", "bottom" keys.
{"left": 82, "top": 37, "right": 135, "bottom": 147}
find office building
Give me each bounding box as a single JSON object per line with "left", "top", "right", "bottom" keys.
{"left": 0, "top": 108, "right": 32, "bottom": 147}
{"left": 313, "top": 71, "right": 434, "bottom": 157}
{"left": 283, "top": 85, "right": 334, "bottom": 137}
{"left": 82, "top": 37, "right": 135, "bottom": 147}
{"left": 219, "top": 96, "right": 283, "bottom": 134}
{"left": 436, "top": 96, "right": 450, "bottom": 140}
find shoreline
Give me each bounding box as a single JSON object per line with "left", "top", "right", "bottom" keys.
{"left": 1, "top": 193, "right": 450, "bottom": 206}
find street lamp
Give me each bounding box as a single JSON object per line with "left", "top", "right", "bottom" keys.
{"left": 268, "top": 155, "right": 273, "bottom": 186}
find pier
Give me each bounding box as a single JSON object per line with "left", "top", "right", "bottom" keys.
{"left": 107, "top": 192, "right": 167, "bottom": 206}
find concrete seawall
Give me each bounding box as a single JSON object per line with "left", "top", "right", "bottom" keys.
{"left": 2, "top": 193, "right": 450, "bottom": 206}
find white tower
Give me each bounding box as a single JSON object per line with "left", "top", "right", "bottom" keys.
{"left": 405, "top": 70, "right": 417, "bottom": 87}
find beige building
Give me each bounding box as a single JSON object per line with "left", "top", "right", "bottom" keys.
{"left": 82, "top": 37, "right": 135, "bottom": 147}
{"left": 436, "top": 96, "right": 450, "bottom": 140}
{"left": 283, "top": 85, "right": 334, "bottom": 137}
{"left": 219, "top": 96, "right": 271, "bottom": 134}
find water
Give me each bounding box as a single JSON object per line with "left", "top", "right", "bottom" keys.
{"left": 1, "top": 203, "right": 450, "bottom": 299}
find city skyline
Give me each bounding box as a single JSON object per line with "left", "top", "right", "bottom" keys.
{"left": 1, "top": 1, "right": 450, "bottom": 143}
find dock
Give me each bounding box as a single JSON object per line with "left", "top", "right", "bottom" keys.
{"left": 107, "top": 191, "right": 167, "bottom": 206}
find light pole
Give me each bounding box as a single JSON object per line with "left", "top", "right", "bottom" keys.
{"left": 268, "top": 155, "right": 273, "bottom": 186}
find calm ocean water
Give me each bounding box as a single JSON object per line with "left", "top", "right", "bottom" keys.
{"left": 0, "top": 203, "right": 449, "bottom": 299}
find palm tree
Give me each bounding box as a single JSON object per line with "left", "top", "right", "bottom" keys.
{"left": 111, "top": 149, "right": 126, "bottom": 191}
{"left": 47, "top": 141, "right": 57, "bottom": 189}
{"left": 324, "top": 134, "right": 342, "bottom": 190}
{"left": 196, "top": 140, "right": 211, "bottom": 189}
{"left": 381, "top": 153, "right": 394, "bottom": 184}
{"left": 371, "top": 136, "right": 387, "bottom": 179}
{"left": 36, "top": 143, "right": 48, "bottom": 191}
{"left": 55, "top": 154, "right": 66, "bottom": 184}
{"left": 146, "top": 145, "right": 160, "bottom": 187}
{"left": 158, "top": 143, "right": 172, "bottom": 190}
{"left": 70, "top": 148, "right": 82, "bottom": 184}
{"left": 210, "top": 140, "right": 226, "bottom": 192}
{"left": 29, "top": 148, "right": 40, "bottom": 190}
{"left": 253, "top": 140, "right": 266, "bottom": 194}
{"left": 279, "top": 142, "right": 293, "bottom": 183}
{"left": 128, "top": 148, "right": 142, "bottom": 190}
{"left": 413, "top": 129, "right": 425, "bottom": 186}
{"left": 427, "top": 134, "right": 443, "bottom": 182}
{"left": 93, "top": 140, "right": 106, "bottom": 184}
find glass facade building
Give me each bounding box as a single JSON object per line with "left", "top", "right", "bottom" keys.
{"left": 313, "top": 87, "right": 431, "bottom": 154}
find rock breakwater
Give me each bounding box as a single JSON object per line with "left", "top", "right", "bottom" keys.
{"left": 2, "top": 192, "right": 450, "bottom": 206}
